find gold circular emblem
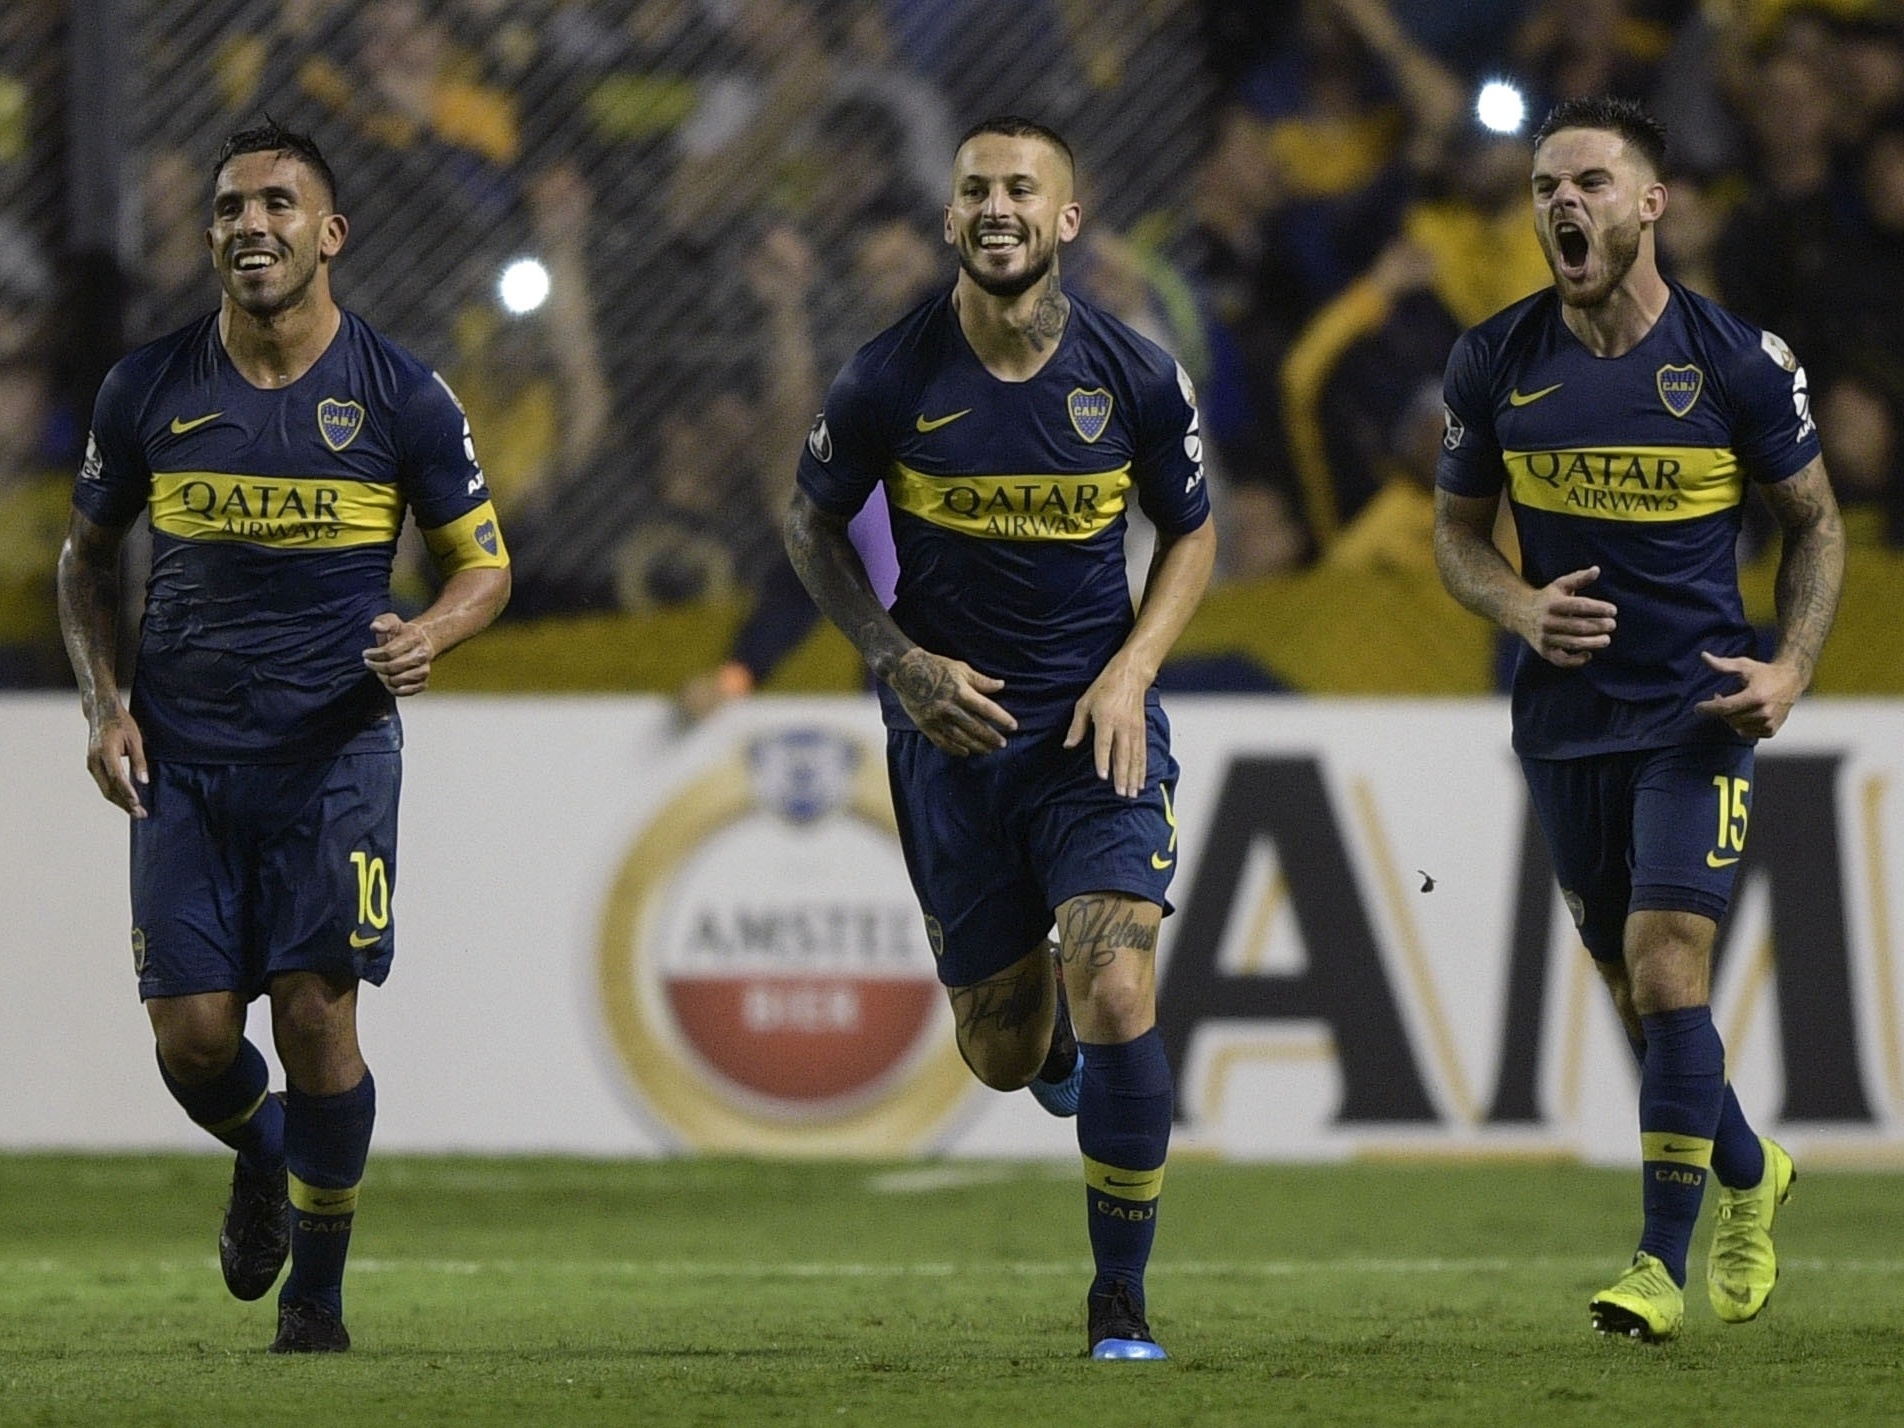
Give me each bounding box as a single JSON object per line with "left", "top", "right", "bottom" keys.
{"left": 596, "top": 731, "right": 970, "bottom": 1152}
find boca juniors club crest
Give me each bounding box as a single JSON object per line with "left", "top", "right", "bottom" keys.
{"left": 317, "top": 398, "right": 366, "bottom": 452}
{"left": 1067, "top": 387, "right": 1114, "bottom": 443}
{"left": 1656, "top": 365, "right": 1704, "bottom": 419}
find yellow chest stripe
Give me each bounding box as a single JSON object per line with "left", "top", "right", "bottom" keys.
{"left": 1504, "top": 445, "right": 1742, "bottom": 522}
{"left": 150, "top": 471, "right": 404, "bottom": 548}
{"left": 886, "top": 461, "right": 1130, "bottom": 541}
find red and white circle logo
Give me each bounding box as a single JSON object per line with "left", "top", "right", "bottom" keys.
{"left": 597, "top": 728, "right": 969, "bottom": 1151}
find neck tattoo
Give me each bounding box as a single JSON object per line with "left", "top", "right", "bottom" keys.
{"left": 1023, "top": 286, "right": 1069, "bottom": 352}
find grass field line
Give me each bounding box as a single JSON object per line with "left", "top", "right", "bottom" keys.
{"left": 13, "top": 1255, "right": 1904, "bottom": 1279}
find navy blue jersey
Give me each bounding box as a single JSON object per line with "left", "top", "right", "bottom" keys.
{"left": 1437, "top": 283, "right": 1819, "bottom": 758}
{"left": 73, "top": 313, "right": 509, "bottom": 762}
{"left": 797, "top": 291, "right": 1210, "bottom": 733}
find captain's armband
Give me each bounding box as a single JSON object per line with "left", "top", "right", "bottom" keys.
{"left": 422, "top": 499, "right": 510, "bottom": 574}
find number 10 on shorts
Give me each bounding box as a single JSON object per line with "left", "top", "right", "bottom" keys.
{"left": 350, "top": 850, "right": 391, "bottom": 930}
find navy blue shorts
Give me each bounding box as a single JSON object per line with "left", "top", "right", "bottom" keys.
{"left": 129, "top": 753, "right": 401, "bottom": 1000}
{"left": 887, "top": 704, "right": 1180, "bottom": 988}
{"left": 1520, "top": 742, "right": 1753, "bottom": 964}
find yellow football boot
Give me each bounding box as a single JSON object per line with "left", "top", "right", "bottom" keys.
{"left": 1590, "top": 1252, "right": 1684, "bottom": 1342}
{"left": 1708, "top": 1136, "right": 1796, "bottom": 1324}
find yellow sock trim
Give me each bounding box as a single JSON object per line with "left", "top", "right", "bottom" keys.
{"left": 288, "top": 1172, "right": 360, "bottom": 1216}
{"left": 1082, "top": 1154, "right": 1165, "bottom": 1202}
{"left": 1640, "top": 1132, "right": 1714, "bottom": 1169}
{"left": 202, "top": 1090, "right": 268, "bottom": 1137}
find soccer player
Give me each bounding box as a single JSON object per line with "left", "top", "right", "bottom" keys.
{"left": 785, "top": 116, "right": 1216, "bottom": 1360}
{"left": 57, "top": 120, "right": 511, "bottom": 1353}
{"left": 1433, "top": 97, "right": 1844, "bottom": 1342}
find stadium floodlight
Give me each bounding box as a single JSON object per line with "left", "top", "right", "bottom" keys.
{"left": 1475, "top": 80, "right": 1527, "bottom": 136}
{"left": 498, "top": 258, "right": 551, "bottom": 315}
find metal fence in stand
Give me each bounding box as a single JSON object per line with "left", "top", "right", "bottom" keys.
{"left": 0, "top": 1, "right": 62, "bottom": 365}
{"left": 105, "top": 0, "right": 1213, "bottom": 616}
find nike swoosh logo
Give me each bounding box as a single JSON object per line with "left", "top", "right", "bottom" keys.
{"left": 1507, "top": 383, "right": 1563, "bottom": 407}
{"left": 307, "top": 1194, "right": 356, "bottom": 1210}
{"left": 348, "top": 931, "right": 383, "bottom": 949}
{"left": 1150, "top": 853, "right": 1174, "bottom": 870}
{"left": 915, "top": 409, "right": 972, "bottom": 432}
{"left": 169, "top": 411, "right": 223, "bottom": 433}
{"left": 1660, "top": 1142, "right": 1705, "bottom": 1155}
{"left": 1706, "top": 852, "right": 1741, "bottom": 868}
{"left": 1103, "top": 1177, "right": 1150, "bottom": 1190}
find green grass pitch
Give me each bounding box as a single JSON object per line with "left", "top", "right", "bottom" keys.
{"left": 2, "top": 1154, "right": 1901, "bottom": 1426}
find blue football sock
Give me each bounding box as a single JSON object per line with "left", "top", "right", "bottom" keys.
{"left": 156, "top": 1040, "right": 283, "bottom": 1171}
{"left": 1636, "top": 1009, "right": 1724, "bottom": 1286}
{"left": 281, "top": 1071, "right": 376, "bottom": 1318}
{"left": 1709, "top": 1087, "right": 1766, "bottom": 1189}
{"left": 1076, "top": 1029, "right": 1172, "bottom": 1307}
{"left": 1623, "top": 1031, "right": 1765, "bottom": 1191}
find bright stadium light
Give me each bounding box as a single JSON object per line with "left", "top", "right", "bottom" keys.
{"left": 498, "top": 258, "right": 551, "bottom": 315}
{"left": 1475, "top": 80, "right": 1527, "bottom": 136}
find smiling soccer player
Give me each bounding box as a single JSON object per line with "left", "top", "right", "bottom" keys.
{"left": 59, "top": 119, "right": 510, "bottom": 1354}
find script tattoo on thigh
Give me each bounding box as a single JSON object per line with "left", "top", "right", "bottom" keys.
{"left": 950, "top": 963, "right": 1047, "bottom": 1038}
{"left": 1058, "top": 897, "right": 1157, "bottom": 969}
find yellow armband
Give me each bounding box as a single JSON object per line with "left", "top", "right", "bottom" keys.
{"left": 422, "top": 499, "right": 510, "bottom": 574}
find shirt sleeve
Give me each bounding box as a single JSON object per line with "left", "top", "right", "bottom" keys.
{"left": 398, "top": 372, "right": 509, "bottom": 572}
{"left": 795, "top": 352, "right": 890, "bottom": 519}
{"left": 1131, "top": 358, "right": 1212, "bottom": 536}
{"left": 1728, "top": 328, "right": 1822, "bottom": 485}
{"left": 70, "top": 360, "right": 153, "bottom": 529}
{"left": 1434, "top": 328, "right": 1504, "bottom": 499}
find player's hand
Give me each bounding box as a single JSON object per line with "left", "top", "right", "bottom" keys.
{"left": 1522, "top": 565, "right": 1617, "bottom": 667}
{"left": 1065, "top": 661, "right": 1149, "bottom": 798}
{"left": 1695, "top": 649, "right": 1805, "bottom": 739}
{"left": 86, "top": 707, "right": 148, "bottom": 819}
{"left": 362, "top": 612, "right": 437, "bottom": 697}
{"left": 887, "top": 648, "right": 1015, "bottom": 756}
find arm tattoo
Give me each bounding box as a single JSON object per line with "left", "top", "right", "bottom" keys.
{"left": 1432, "top": 491, "right": 1521, "bottom": 630}
{"left": 1763, "top": 462, "right": 1845, "bottom": 683}
{"left": 783, "top": 492, "right": 913, "bottom": 680}
{"left": 949, "top": 962, "right": 1048, "bottom": 1038}
{"left": 889, "top": 652, "right": 956, "bottom": 706}
{"left": 1058, "top": 897, "right": 1158, "bottom": 969}
{"left": 56, "top": 516, "right": 127, "bottom": 721}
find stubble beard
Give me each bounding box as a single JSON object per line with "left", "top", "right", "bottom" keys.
{"left": 225, "top": 250, "right": 317, "bottom": 323}
{"left": 957, "top": 235, "right": 1056, "bottom": 299}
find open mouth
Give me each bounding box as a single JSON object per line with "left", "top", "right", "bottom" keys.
{"left": 1554, "top": 223, "right": 1588, "bottom": 272}
{"left": 976, "top": 228, "right": 1022, "bottom": 257}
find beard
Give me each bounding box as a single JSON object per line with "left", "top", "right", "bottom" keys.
{"left": 956, "top": 235, "right": 1057, "bottom": 298}
{"left": 223, "top": 248, "right": 318, "bottom": 320}
{"left": 1553, "top": 215, "right": 1642, "bottom": 309}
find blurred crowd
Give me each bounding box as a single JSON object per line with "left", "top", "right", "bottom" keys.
{"left": 4, "top": 0, "right": 1904, "bottom": 692}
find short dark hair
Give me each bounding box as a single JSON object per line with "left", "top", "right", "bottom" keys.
{"left": 212, "top": 118, "right": 338, "bottom": 209}
{"left": 1531, "top": 96, "right": 1668, "bottom": 175}
{"left": 956, "top": 115, "right": 1075, "bottom": 174}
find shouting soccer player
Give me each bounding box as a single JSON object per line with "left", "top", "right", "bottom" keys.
{"left": 58, "top": 120, "right": 511, "bottom": 1353}
{"left": 1433, "top": 96, "right": 1844, "bottom": 1342}
{"left": 785, "top": 116, "right": 1216, "bottom": 1359}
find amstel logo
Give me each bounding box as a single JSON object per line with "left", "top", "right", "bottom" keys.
{"left": 596, "top": 728, "right": 970, "bottom": 1152}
